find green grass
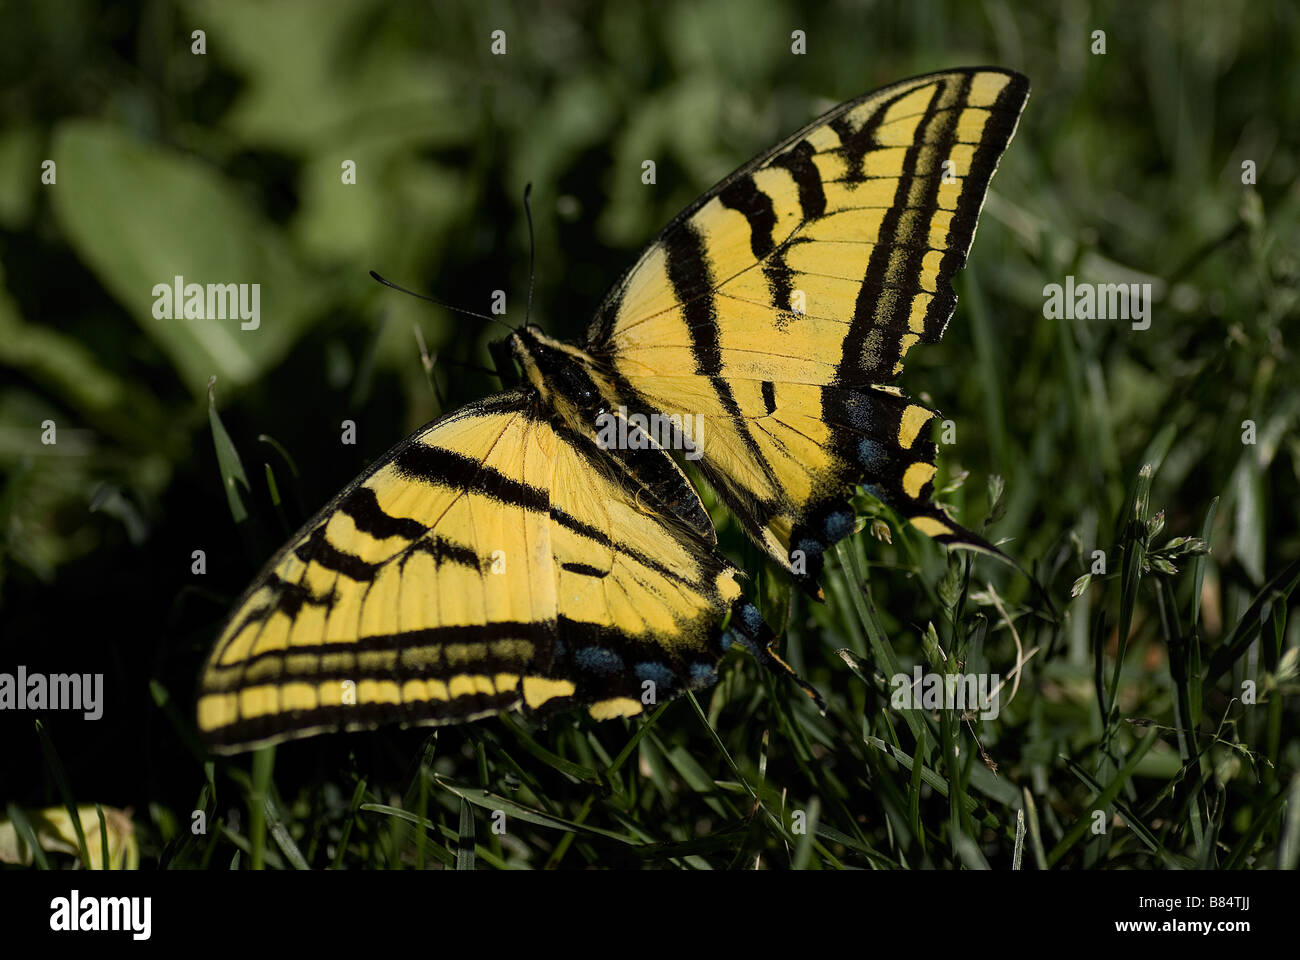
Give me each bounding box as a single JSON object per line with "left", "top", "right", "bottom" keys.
{"left": 125, "top": 439, "right": 1295, "bottom": 869}
{"left": 1, "top": 0, "right": 1298, "bottom": 870}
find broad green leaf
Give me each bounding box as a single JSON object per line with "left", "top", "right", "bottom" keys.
{"left": 49, "top": 121, "right": 319, "bottom": 392}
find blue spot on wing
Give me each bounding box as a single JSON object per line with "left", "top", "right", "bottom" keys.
{"left": 634, "top": 662, "right": 674, "bottom": 688}
{"left": 840, "top": 394, "right": 877, "bottom": 432}
{"left": 575, "top": 647, "right": 624, "bottom": 675}
{"left": 857, "top": 438, "right": 891, "bottom": 472}
{"left": 796, "top": 538, "right": 823, "bottom": 559}
{"left": 689, "top": 662, "right": 718, "bottom": 688}
{"left": 824, "top": 509, "right": 855, "bottom": 542}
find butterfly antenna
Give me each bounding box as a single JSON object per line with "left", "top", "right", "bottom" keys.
{"left": 369, "top": 271, "right": 514, "bottom": 333}
{"left": 523, "top": 182, "right": 536, "bottom": 332}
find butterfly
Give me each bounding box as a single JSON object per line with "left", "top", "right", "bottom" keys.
{"left": 198, "top": 67, "right": 1030, "bottom": 753}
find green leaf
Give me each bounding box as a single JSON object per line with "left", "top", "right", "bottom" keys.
{"left": 456, "top": 797, "right": 476, "bottom": 871}
{"left": 3, "top": 804, "right": 49, "bottom": 870}
{"left": 208, "top": 379, "right": 253, "bottom": 526}
{"left": 34, "top": 720, "right": 90, "bottom": 868}
{"left": 1206, "top": 557, "right": 1300, "bottom": 682}
{"left": 1046, "top": 729, "right": 1160, "bottom": 866}
{"left": 1280, "top": 774, "right": 1300, "bottom": 870}
{"left": 248, "top": 746, "right": 275, "bottom": 871}
{"left": 49, "top": 120, "right": 320, "bottom": 392}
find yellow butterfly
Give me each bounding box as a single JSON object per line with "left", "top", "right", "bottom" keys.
{"left": 198, "top": 67, "right": 1030, "bottom": 753}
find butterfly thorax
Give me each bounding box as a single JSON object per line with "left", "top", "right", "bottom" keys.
{"left": 506, "top": 328, "right": 619, "bottom": 429}
{"left": 506, "top": 326, "right": 719, "bottom": 540}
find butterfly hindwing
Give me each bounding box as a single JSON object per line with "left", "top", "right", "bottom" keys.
{"left": 539, "top": 409, "right": 751, "bottom": 720}
{"left": 198, "top": 390, "right": 756, "bottom": 753}
{"left": 585, "top": 68, "right": 1029, "bottom": 590}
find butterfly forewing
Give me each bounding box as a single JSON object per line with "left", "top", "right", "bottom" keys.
{"left": 586, "top": 68, "right": 1029, "bottom": 590}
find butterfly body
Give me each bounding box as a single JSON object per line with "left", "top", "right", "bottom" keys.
{"left": 198, "top": 68, "right": 1029, "bottom": 753}
{"left": 507, "top": 326, "right": 718, "bottom": 539}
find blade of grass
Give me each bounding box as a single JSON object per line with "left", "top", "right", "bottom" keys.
{"left": 5, "top": 804, "right": 50, "bottom": 870}
{"left": 1062, "top": 757, "right": 1166, "bottom": 859}
{"left": 1279, "top": 773, "right": 1300, "bottom": 870}
{"left": 456, "top": 797, "right": 476, "bottom": 870}
{"left": 1160, "top": 578, "right": 1207, "bottom": 852}
{"left": 248, "top": 745, "right": 274, "bottom": 870}
{"left": 607, "top": 700, "right": 671, "bottom": 776}
{"left": 908, "top": 730, "right": 927, "bottom": 857}
{"left": 34, "top": 720, "right": 90, "bottom": 868}
{"left": 1191, "top": 496, "right": 1220, "bottom": 628}
{"left": 1222, "top": 789, "right": 1286, "bottom": 869}
{"left": 1022, "top": 788, "right": 1048, "bottom": 870}
{"left": 1206, "top": 557, "right": 1300, "bottom": 682}
{"left": 835, "top": 542, "right": 926, "bottom": 743}
{"left": 1046, "top": 728, "right": 1159, "bottom": 866}
{"left": 1012, "top": 808, "right": 1025, "bottom": 869}
{"left": 424, "top": 781, "right": 635, "bottom": 844}
{"left": 330, "top": 779, "right": 368, "bottom": 870}
{"left": 496, "top": 712, "right": 602, "bottom": 783}
{"left": 207, "top": 377, "right": 251, "bottom": 525}
{"left": 263, "top": 793, "right": 309, "bottom": 870}
{"left": 1108, "top": 465, "right": 1152, "bottom": 724}
{"left": 864, "top": 735, "right": 998, "bottom": 828}
{"left": 95, "top": 804, "right": 109, "bottom": 869}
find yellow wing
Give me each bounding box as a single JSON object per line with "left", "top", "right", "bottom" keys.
{"left": 198, "top": 390, "right": 762, "bottom": 753}
{"left": 585, "top": 68, "right": 1029, "bottom": 591}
